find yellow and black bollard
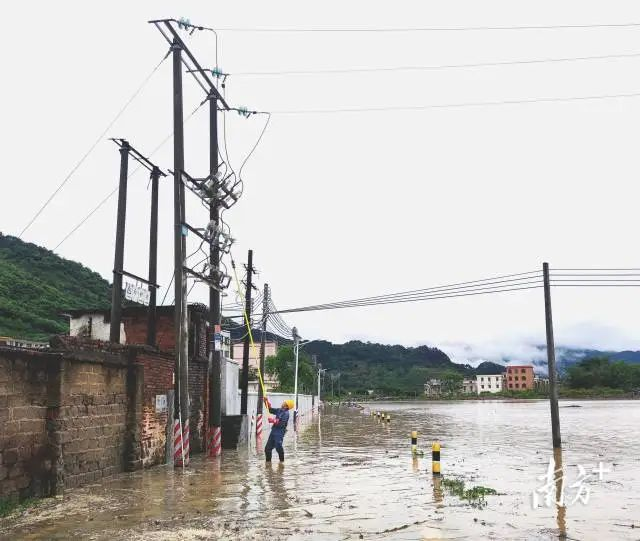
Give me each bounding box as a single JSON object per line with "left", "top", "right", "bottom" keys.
{"left": 411, "top": 430, "right": 418, "bottom": 454}
{"left": 386, "top": 414, "right": 391, "bottom": 423}
{"left": 432, "top": 441, "right": 441, "bottom": 475}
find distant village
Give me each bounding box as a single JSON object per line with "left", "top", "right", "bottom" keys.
{"left": 424, "top": 365, "right": 549, "bottom": 397}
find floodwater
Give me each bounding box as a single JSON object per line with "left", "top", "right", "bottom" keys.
{"left": 2, "top": 400, "right": 639, "bottom": 540}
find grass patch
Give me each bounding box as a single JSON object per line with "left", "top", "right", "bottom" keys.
{"left": 441, "top": 477, "right": 497, "bottom": 508}
{"left": 0, "top": 497, "right": 41, "bottom": 519}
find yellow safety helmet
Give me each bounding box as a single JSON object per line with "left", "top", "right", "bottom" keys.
{"left": 284, "top": 399, "right": 295, "bottom": 410}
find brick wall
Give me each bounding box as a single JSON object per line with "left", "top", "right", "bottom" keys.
{"left": 0, "top": 353, "right": 51, "bottom": 499}
{"left": 123, "top": 307, "right": 208, "bottom": 358}
{"left": 188, "top": 357, "right": 208, "bottom": 453}
{"left": 60, "top": 361, "right": 129, "bottom": 488}
{"left": 138, "top": 352, "right": 173, "bottom": 467}
{"left": 0, "top": 344, "right": 144, "bottom": 502}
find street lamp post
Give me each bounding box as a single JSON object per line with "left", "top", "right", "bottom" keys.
{"left": 292, "top": 326, "right": 300, "bottom": 428}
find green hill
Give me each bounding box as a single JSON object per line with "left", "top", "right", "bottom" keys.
{"left": 0, "top": 234, "right": 111, "bottom": 340}
{"left": 303, "top": 340, "right": 504, "bottom": 396}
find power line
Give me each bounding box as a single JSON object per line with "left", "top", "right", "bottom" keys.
{"left": 19, "top": 51, "right": 170, "bottom": 239}
{"left": 53, "top": 103, "right": 204, "bottom": 251}
{"left": 270, "top": 91, "right": 640, "bottom": 115}
{"left": 274, "top": 280, "right": 545, "bottom": 314}
{"left": 233, "top": 51, "right": 640, "bottom": 77}
{"left": 212, "top": 22, "right": 640, "bottom": 33}
{"left": 275, "top": 270, "right": 542, "bottom": 310}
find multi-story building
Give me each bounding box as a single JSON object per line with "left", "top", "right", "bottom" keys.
{"left": 232, "top": 340, "right": 277, "bottom": 370}
{"left": 232, "top": 339, "right": 279, "bottom": 391}
{"left": 505, "top": 365, "right": 535, "bottom": 391}
{"left": 461, "top": 378, "right": 477, "bottom": 394}
{"left": 476, "top": 374, "right": 503, "bottom": 394}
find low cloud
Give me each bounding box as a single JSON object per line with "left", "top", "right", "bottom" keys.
{"left": 422, "top": 321, "right": 640, "bottom": 367}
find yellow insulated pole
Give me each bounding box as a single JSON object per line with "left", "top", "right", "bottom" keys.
{"left": 411, "top": 431, "right": 418, "bottom": 454}
{"left": 432, "top": 441, "right": 441, "bottom": 475}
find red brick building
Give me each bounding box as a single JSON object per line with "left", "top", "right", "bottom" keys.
{"left": 504, "top": 365, "right": 535, "bottom": 391}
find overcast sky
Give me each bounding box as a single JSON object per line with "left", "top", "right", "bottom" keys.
{"left": 4, "top": 1, "right": 640, "bottom": 363}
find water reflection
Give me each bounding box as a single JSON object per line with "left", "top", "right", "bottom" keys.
{"left": 265, "top": 463, "right": 288, "bottom": 511}
{"left": 554, "top": 446, "right": 567, "bottom": 539}
{"left": 432, "top": 475, "right": 444, "bottom": 506}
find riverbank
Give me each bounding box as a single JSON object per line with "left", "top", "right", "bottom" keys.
{"left": 326, "top": 386, "right": 638, "bottom": 404}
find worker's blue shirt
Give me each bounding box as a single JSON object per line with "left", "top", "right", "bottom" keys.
{"left": 268, "top": 407, "right": 290, "bottom": 437}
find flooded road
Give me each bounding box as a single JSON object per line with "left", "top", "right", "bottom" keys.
{"left": 2, "top": 400, "right": 639, "bottom": 540}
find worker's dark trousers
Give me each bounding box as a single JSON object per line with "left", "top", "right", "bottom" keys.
{"left": 265, "top": 432, "right": 285, "bottom": 462}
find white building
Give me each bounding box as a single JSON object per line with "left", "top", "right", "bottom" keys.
{"left": 232, "top": 340, "right": 278, "bottom": 369}
{"left": 476, "top": 374, "right": 503, "bottom": 394}
{"left": 461, "top": 378, "right": 477, "bottom": 394}
{"left": 232, "top": 340, "right": 279, "bottom": 391}
{"left": 424, "top": 378, "right": 442, "bottom": 397}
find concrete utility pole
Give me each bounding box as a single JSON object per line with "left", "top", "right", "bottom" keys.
{"left": 147, "top": 166, "right": 161, "bottom": 347}
{"left": 208, "top": 94, "right": 223, "bottom": 457}
{"left": 256, "top": 283, "right": 269, "bottom": 428}
{"left": 149, "top": 17, "right": 232, "bottom": 463}
{"left": 543, "top": 262, "right": 562, "bottom": 448}
{"left": 109, "top": 141, "right": 130, "bottom": 343}
{"left": 292, "top": 326, "right": 301, "bottom": 427}
{"left": 317, "top": 364, "right": 324, "bottom": 408}
{"left": 172, "top": 37, "right": 190, "bottom": 464}
{"left": 240, "top": 249, "right": 254, "bottom": 415}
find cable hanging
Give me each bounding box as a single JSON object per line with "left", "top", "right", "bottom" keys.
{"left": 19, "top": 51, "right": 171, "bottom": 239}
{"left": 53, "top": 102, "right": 205, "bottom": 251}
{"left": 232, "top": 51, "right": 640, "bottom": 77}
{"left": 270, "top": 91, "right": 640, "bottom": 115}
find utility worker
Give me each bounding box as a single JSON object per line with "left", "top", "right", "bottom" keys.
{"left": 264, "top": 398, "right": 294, "bottom": 463}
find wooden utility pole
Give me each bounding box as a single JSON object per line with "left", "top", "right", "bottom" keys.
{"left": 543, "top": 262, "right": 562, "bottom": 448}
{"left": 240, "top": 249, "right": 254, "bottom": 415}
{"left": 109, "top": 140, "right": 130, "bottom": 343}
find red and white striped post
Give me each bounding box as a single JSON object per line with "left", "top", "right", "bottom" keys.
{"left": 173, "top": 418, "right": 184, "bottom": 467}
{"left": 256, "top": 413, "right": 263, "bottom": 438}
{"left": 182, "top": 418, "right": 190, "bottom": 466}
{"left": 207, "top": 425, "right": 222, "bottom": 457}
{"left": 212, "top": 426, "right": 222, "bottom": 456}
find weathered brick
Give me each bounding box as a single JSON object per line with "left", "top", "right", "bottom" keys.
{"left": 3, "top": 449, "right": 18, "bottom": 465}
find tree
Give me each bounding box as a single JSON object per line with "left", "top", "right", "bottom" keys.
{"left": 565, "top": 357, "right": 640, "bottom": 391}
{"left": 441, "top": 371, "right": 463, "bottom": 394}
{"left": 266, "top": 346, "right": 315, "bottom": 393}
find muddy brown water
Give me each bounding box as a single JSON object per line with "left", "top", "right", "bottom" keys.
{"left": 2, "top": 400, "right": 639, "bottom": 540}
